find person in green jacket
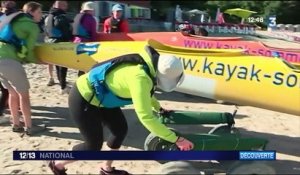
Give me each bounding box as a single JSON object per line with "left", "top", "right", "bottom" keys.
{"left": 48, "top": 46, "right": 194, "bottom": 175}
{"left": 0, "top": 1, "right": 42, "bottom": 135}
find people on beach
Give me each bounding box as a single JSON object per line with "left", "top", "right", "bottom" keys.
{"left": 178, "top": 22, "right": 208, "bottom": 36}
{"left": 44, "top": 1, "right": 73, "bottom": 94}
{"left": 0, "top": 1, "right": 43, "bottom": 135}
{"left": 178, "top": 22, "right": 196, "bottom": 35}
{"left": 72, "top": 1, "right": 98, "bottom": 77}
{"left": 103, "top": 4, "right": 129, "bottom": 33}
{"left": 48, "top": 46, "right": 194, "bottom": 175}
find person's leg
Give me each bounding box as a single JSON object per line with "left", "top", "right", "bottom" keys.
{"left": 18, "top": 90, "right": 32, "bottom": 131}
{"left": 48, "top": 65, "right": 53, "bottom": 78}
{"left": 47, "top": 64, "right": 55, "bottom": 86}
{"left": 50, "top": 85, "right": 105, "bottom": 172}
{"left": 60, "top": 67, "right": 68, "bottom": 89}
{"left": 12, "top": 70, "right": 32, "bottom": 134}
{"left": 0, "top": 83, "right": 9, "bottom": 115}
{"left": 57, "top": 66, "right": 69, "bottom": 94}
{"left": 8, "top": 88, "right": 21, "bottom": 127}
{"left": 55, "top": 65, "right": 61, "bottom": 84}
{"left": 1, "top": 80, "right": 23, "bottom": 131}
{"left": 100, "top": 108, "right": 128, "bottom": 173}
{"left": 0, "top": 59, "right": 30, "bottom": 132}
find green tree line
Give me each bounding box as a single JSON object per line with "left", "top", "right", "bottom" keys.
{"left": 151, "top": 0, "right": 300, "bottom": 24}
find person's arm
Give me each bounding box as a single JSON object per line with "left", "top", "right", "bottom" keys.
{"left": 121, "top": 20, "right": 129, "bottom": 33}
{"left": 103, "top": 18, "right": 110, "bottom": 33}
{"left": 23, "top": 21, "right": 40, "bottom": 63}
{"left": 128, "top": 74, "right": 178, "bottom": 143}
{"left": 151, "top": 96, "right": 161, "bottom": 112}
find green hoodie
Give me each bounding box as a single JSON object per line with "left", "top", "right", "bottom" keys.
{"left": 0, "top": 15, "right": 39, "bottom": 63}
{"left": 77, "top": 46, "right": 178, "bottom": 143}
{"left": 77, "top": 63, "right": 178, "bottom": 143}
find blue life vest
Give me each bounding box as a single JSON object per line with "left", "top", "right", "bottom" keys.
{"left": 44, "top": 13, "right": 63, "bottom": 38}
{"left": 73, "top": 13, "right": 90, "bottom": 39}
{"left": 88, "top": 53, "right": 156, "bottom": 108}
{"left": 0, "top": 12, "right": 25, "bottom": 49}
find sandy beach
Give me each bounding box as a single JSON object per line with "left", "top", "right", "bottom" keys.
{"left": 0, "top": 62, "right": 299, "bottom": 174}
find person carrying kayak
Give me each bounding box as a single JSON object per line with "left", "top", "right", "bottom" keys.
{"left": 48, "top": 45, "right": 194, "bottom": 175}
{"left": 0, "top": 1, "right": 43, "bottom": 135}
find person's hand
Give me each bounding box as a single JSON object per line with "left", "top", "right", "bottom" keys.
{"left": 17, "top": 52, "right": 26, "bottom": 59}
{"left": 175, "top": 137, "right": 194, "bottom": 151}
{"left": 159, "top": 107, "right": 173, "bottom": 117}
{"left": 17, "top": 46, "right": 27, "bottom": 59}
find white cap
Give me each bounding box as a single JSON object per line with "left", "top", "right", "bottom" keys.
{"left": 112, "top": 4, "right": 123, "bottom": 12}
{"left": 157, "top": 54, "right": 184, "bottom": 92}
{"left": 81, "top": 1, "right": 95, "bottom": 11}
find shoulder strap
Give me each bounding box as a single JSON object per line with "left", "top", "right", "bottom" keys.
{"left": 72, "top": 13, "right": 84, "bottom": 35}
{"left": 108, "top": 54, "right": 145, "bottom": 74}
{"left": 91, "top": 53, "right": 145, "bottom": 71}
{"left": 0, "top": 11, "right": 23, "bottom": 31}
{"left": 44, "top": 13, "right": 54, "bottom": 35}
{"left": 144, "top": 45, "right": 159, "bottom": 72}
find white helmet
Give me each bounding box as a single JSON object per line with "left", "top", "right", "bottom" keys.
{"left": 81, "top": 1, "right": 96, "bottom": 11}
{"left": 157, "top": 54, "right": 184, "bottom": 92}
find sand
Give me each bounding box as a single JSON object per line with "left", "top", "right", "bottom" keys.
{"left": 0, "top": 63, "right": 299, "bottom": 175}
{"left": 1, "top": 30, "right": 300, "bottom": 174}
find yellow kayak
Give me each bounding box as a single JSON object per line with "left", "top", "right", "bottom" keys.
{"left": 35, "top": 40, "right": 300, "bottom": 116}
{"left": 35, "top": 40, "right": 244, "bottom": 72}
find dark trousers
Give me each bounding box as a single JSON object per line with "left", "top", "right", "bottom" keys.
{"left": 0, "top": 83, "right": 9, "bottom": 114}
{"left": 46, "top": 38, "right": 70, "bottom": 90}
{"left": 78, "top": 71, "right": 85, "bottom": 77}
{"left": 55, "top": 66, "right": 68, "bottom": 89}
{"left": 69, "top": 85, "right": 128, "bottom": 150}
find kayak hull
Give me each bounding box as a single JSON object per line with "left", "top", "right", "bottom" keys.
{"left": 96, "top": 32, "right": 300, "bottom": 66}
{"left": 35, "top": 40, "right": 300, "bottom": 116}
